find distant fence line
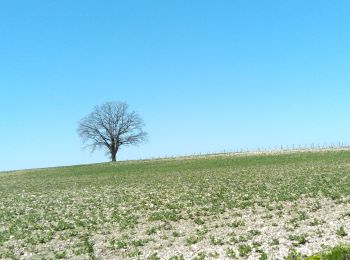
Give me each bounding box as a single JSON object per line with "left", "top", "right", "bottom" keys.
{"left": 137, "top": 142, "right": 350, "bottom": 161}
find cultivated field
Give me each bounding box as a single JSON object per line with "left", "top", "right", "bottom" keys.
{"left": 1, "top": 150, "right": 350, "bottom": 259}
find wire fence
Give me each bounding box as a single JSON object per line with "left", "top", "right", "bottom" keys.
{"left": 137, "top": 142, "right": 350, "bottom": 161}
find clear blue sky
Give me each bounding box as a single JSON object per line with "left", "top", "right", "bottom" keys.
{"left": 1, "top": 1, "right": 350, "bottom": 171}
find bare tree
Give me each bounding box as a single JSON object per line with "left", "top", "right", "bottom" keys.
{"left": 78, "top": 102, "right": 148, "bottom": 162}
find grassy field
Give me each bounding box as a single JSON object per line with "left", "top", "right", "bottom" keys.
{"left": 1, "top": 150, "right": 350, "bottom": 259}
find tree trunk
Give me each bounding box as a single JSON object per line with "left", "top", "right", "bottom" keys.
{"left": 111, "top": 146, "right": 119, "bottom": 162}
{"left": 111, "top": 150, "right": 117, "bottom": 162}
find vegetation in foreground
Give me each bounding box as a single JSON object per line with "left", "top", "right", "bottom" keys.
{"left": 1, "top": 150, "right": 350, "bottom": 259}
{"left": 306, "top": 245, "right": 350, "bottom": 260}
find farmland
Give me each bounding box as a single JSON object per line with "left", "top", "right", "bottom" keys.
{"left": 1, "top": 150, "right": 350, "bottom": 259}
